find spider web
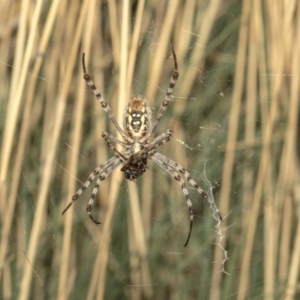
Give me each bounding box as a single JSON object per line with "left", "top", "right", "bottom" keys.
{"left": 0, "top": 21, "right": 247, "bottom": 300}
{"left": 1, "top": 1, "right": 297, "bottom": 300}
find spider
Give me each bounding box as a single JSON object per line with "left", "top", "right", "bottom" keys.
{"left": 62, "top": 46, "right": 222, "bottom": 246}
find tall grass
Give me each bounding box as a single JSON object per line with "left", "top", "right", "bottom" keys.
{"left": 0, "top": 1, "right": 299, "bottom": 299}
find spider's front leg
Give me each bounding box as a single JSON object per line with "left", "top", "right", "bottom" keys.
{"left": 150, "top": 45, "right": 179, "bottom": 134}
{"left": 82, "top": 53, "right": 127, "bottom": 140}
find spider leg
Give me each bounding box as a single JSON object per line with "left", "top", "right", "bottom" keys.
{"left": 142, "top": 129, "right": 173, "bottom": 158}
{"left": 148, "top": 129, "right": 173, "bottom": 150}
{"left": 150, "top": 45, "right": 179, "bottom": 134}
{"left": 155, "top": 152, "right": 222, "bottom": 222}
{"left": 86, "top": 158, "right": 123, "bottom": 223}
{"left": 102, "top": 132, "right": 128, "bottom": 147}
{"left": 82, "top": 54, "right": 130, "bottom": 141}
{"left": 102, "top": 132, "right": 128, "bottom": 161}
{"left": 62, "top": 155, "right": 121, "bottom": 216}
{"left": 151, "top": 155, "right": 194, "bottom": 247}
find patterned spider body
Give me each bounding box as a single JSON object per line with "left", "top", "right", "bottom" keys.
{"left": 121, "top": 151, "right": 148, "bottom": 181}
{"left": 124, "top": 95, "right": 152, "bottom": 140}
{"left": 62, "top": 47, "right": 222, "bottom": 247}
{"left": 120, "top": 95, "right": 152, "bottom": 180}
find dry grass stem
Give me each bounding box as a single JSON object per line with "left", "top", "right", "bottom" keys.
{"left": 1, "top": 1, "right": 299, "bottom": 299}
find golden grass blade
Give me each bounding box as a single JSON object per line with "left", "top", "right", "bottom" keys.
{"left": 242, "top": 10, "right": 257, "bottom": 230}
{"left": 0, "top": 0, "right": 43, "bottom": 186}
{"left": 1, "top": 1, "right": 300, "bottom": 299}
{"left": 127, "top": 0, "right": 145, "bottom": 90}
{"left": 0, "top": 0, "right": 60, "bottom": 279}
{"left": 145, "top": 0, "right": 180, "bottom": 100}
{"left": 178, "top": 0, "right": 222, "bottom": 99}
{"left": 18, "top": 2, "right": 90, "bottom": 299}
{"left": 95, "top": 171, "right": 123, "bottom": 300}
{"left": 273, "top": 0, "right": 300, "bottom": 265}
{"left": 284, "top": 157, "right": 300, "bottom": 300}
{"left": 95, "top": 1, "right": 130, "bottom": 299}
{"left": 279, "top": 195, "right": 292, "bottom": 281}
{"left": 57, "top": 1, "right": 97, "bottom": 299}
{"left": 237, "top": 0, "right": 293, "bottom": 298}
{"left": 211, "top": 0, "right": 250, "bottom": 298}
{"left": 108, "top": 0, "right": 120, "bottom": 67}
{"left": 126, "top": 1, "right": 153, "bottom": 297}
{"left": 176, "top": 0, "right": 196, "bottom": 58}
{"left": 282, "top": 5, "right": 300, "bottom": 298}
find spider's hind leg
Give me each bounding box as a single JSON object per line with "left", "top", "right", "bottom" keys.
{"left": 85, "top": 159, "right": 124, "bottom": 224}
{"left": 62, "top": 156, "right": 123, "bottom": 222}
{"left": 86, "top": 177, "right": 102, "bottom": 224}
{"left": 62, "top": 165, "right": 103, "bottom": 216}
{"left": 155, "top": 153, "right": 222, "bottom": 223}
{"left": 151, "top": 155, "right": 194, "bottom": 247}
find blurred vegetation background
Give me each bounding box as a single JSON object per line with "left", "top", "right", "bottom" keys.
{"left": 0, "top": 0, "right": 300, "bottom": 299}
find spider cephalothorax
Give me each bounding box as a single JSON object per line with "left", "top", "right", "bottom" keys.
{"left": 62, "top": 46, "right": 222, "bottom": 246}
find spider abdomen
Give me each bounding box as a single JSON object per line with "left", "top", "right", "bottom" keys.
{"left": 124, "top": 95, "right": 152, "bottom": 139}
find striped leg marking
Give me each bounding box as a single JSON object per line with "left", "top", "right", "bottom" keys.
{"left": 150, "top": 45, "right": 179, "bottom": 134}
{"left": 151, "top": 155, "right": 194, "bottom": 247}
{"left": 62, "top": 156, "right": 120, "bottom": 216}
{"left": 147, "top": 129, "right": 173, "bottom": 150}
{"left": 82, "top": 53, "right": 129, "bottom": 141}
{"left": 155, "top": 152, "right": 222, "bottom": 222}
{"left": 86, "top": 159, "right": 123, "bottom": 223}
